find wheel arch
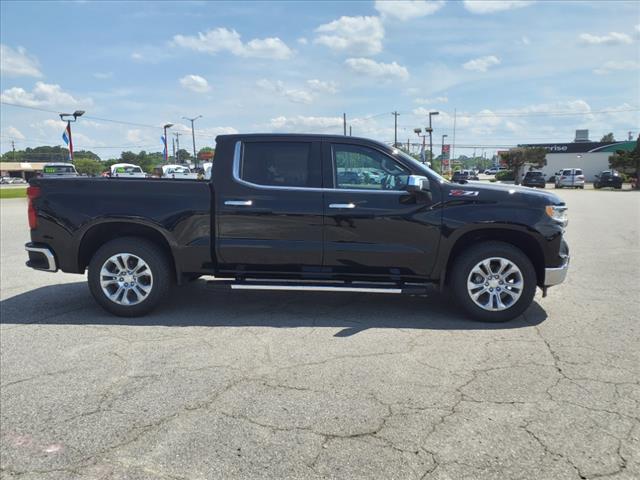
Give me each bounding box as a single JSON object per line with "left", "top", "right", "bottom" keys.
{"left": 77, "top": 220, "right": 178, "bottom": 281}
{"left": 440, "top": 227, "right": 545, "bottom": 288}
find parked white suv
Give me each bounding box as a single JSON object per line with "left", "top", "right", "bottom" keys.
{"left": 555, "top": 168, "right": 585, "bottom": 189}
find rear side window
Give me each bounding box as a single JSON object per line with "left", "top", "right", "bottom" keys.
{"left": 575, "top": 169, "right": 583, "bottom": 175}
{"left": 562, "top": 169, "right": 572, "bottom": 175}
{"left": 240, "top": 142, "right": 320, "bottom": 188}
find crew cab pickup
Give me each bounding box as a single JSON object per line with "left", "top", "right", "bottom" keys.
{"left": 25, "top": 134, "right": 570, "bottom": 322}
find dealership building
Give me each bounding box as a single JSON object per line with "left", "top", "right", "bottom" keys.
{"left": 519, "top": 130, "right": 636, "bottom": 181}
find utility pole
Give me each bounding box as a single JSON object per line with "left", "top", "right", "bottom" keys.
{"left": 407, "top": 138, "right": 410, "bottom": 152}
{"left": 183, "top": 115, "right": 202, "bottom": 167}
{"left": 174, "top": 132, "right": 182, "bottom": 163}
{"left": 451, "top": 108, "right": 457, "bottom": 173}
{"left": 629, "top": 131, "right": 633, "bottom": 141}
{"left": 349, "top": 125, "right": 352, "bottom": 136}
{"left": 11, "top": 140, "right": 15, "bottom": 161}
{"left": 441, "top": 134, "right": 448, "bottom": 173}
{"left": 392, "top": 111, "right": 400, "bottom": 147}
{"left": 163, "top": 123, "right": 173, "bottom": 163}
{"left": 343, "top": 113, "right": 346, "bottom": 136}
{"left": 172, "top": 138, "right": 176, "bottom": 163}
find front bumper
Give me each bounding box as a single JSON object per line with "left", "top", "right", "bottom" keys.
{"left": 25, "top": 242, "right": 58, "bottom": 272}
{"left": 544, "top": 254, "right": 569, "bottom": 286}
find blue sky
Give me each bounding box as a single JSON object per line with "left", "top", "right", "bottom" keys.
{"left": 1, "top": 0, "right": 639, "bottom": 159}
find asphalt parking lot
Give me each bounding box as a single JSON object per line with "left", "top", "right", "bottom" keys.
{"left": 1, "top": 188, "right": 639, "bottom": 480}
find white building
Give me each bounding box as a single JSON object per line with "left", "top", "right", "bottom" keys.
{"left": 520, "top": 131, "right": 636, "bottom": 181}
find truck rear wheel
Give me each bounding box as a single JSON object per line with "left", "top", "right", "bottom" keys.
{"left": 450, "top": 241, "right": 536, "bottom": 322}
{"left": 88, "top": 237, "right": 172, "bottom": 317}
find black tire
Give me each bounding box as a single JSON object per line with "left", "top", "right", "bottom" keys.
{"left": 88, "top": 237, "right": 172, "bottom": 317}
{"left": 449, "top": 241, "right": 537, "bottom": 322}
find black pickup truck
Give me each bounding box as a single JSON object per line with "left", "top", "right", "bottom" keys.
{"left": 25, "top": 134, "right": 570, "bottom": 322}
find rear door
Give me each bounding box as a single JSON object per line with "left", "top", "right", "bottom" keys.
{"left": 321, "top": 140, "right": 441, "bottom": 280}
{"left": 216, "top": 138, "right": 324, "bottom": 274}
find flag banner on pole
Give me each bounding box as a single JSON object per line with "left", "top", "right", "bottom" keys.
{"left": 62, "top": 123, "right": 73, "bottom": 161}
{"left": 161, "top": 136, "right": 166, "bottom": 156}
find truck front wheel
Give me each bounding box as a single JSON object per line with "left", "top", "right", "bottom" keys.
{"left": 88, "top": 237, "right": 172, "bottom": 317}
{"left": 450, "top": 241, "right": 537, "bottom": 322}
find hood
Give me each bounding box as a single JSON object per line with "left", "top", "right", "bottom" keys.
{"left": 443, "top": 181, "right": 564, "bottom": 206}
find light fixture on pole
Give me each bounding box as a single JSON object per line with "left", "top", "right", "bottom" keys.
{"left": 441, "top": 134, "right": 448, "bottom": 173}
{"left": 59, "top": 110, "right": 85, "bottom": 163}
{"left": 427, "top": 111, "right": 439, "bottom": 165}
{"left": 163, "top": 123, "right": 174, "bottom": 163}
{"left": 183, "top": 115, "right": 202, "bottom": 167}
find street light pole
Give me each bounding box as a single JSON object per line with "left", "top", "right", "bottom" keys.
{"left": 163, "top": 123, "right": 173, "bottom": 163}
{"left": 427, "top": 111, "right": 439, "bottom": 165}
{"left": 441, "top": 134, "right": 448, "bottom": 173}
{"left": 59, "top": 110, "right": 85, "bottom": 162}
{"left": 183, "top": 115, "right": 202, "bottom": 167}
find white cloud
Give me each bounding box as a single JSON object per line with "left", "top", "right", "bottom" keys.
{"left": 131, "top": 52, "right": 144, "bottom": 61}
{"left": 1, "top": 82, "right": 91, "bottom": 107}
{"left": 173, "top": 28, "right": 292, "bottom": 59}
{"left": 579, "top": 32, "right": 633, "bottom": 45}
{"left": 521, "top": 36, "right": 531, "bottom": 45}
{"left": 256, "top": 79, "right": 314, "bottom": 104}
{"left": 4, "top": 126, "right": 25, "bottom": 140}
{"left": 297, "top": 37, "right": 308, "bottom": 45}
{"left": 593, "top": 60, "right": 640, "bottom": 75}
{"left": 345, "top": 58, "right": 409, "bottom": 80}
{"left": 0, "top": 44, "right": 42, "bottom": 77}
{"left": 179, "top": 74, "right": 211, "bottom": 93}
{"left": 306, "top": 79, "right": 338, "bottom": 94}
{"left": 269, "top": 115, "right": 343, "bottom": 132}
{"left": 93, "top": 72, "right": 113, "bottom": 79}
{"left": 415, "top": 96, "right": 448, "bottom": 104}
{"left": 463, "top": 1, "right": 534, "bottom": 14}
{"left": 636, "top": 24, "right": 640, "bottom": 33}
{"left": 374, "top": 1, "right": 444, "bottom": 21}
{"left": 126, "top": 129, "right": 143, "bottom": 143}
{"left": 315, "top": 16, "right": 384, "bottom": 56}
{"left": 462, "top": 55, "right": 501, "bottom": 72}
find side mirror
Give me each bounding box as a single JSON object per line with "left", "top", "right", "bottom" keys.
{"left": 406, "top": 175, "right": 430, "bottom": 193}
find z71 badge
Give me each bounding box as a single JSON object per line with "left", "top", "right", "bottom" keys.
{"left": 449, "top": 189, "right": 479, "bottom": 197}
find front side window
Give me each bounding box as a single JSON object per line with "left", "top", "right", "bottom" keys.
{"left": 241, "top": 142, "right": 319, "bottom": 188}
{"left": 333, "top": 144, "right": 410, "bottom": 190}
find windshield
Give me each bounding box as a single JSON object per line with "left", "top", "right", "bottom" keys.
{"left": 114, "top": 166, "right": 142, "bottom": 174}
{"left": 43, "top": 165, "right": 76, "bottom": 174}
{"left": 393, "top": 148, "right": 450, "bottom": 184}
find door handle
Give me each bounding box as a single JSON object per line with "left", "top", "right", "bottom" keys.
{"left": 329, "top": 203, "right": 356, "bottom": 209}
{"left": 224, "top": 200, "right": 253, "bottom": 206}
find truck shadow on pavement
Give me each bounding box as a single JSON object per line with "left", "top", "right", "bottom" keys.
{"left": 0, "top": 280, "right": 547, "bottom": 336}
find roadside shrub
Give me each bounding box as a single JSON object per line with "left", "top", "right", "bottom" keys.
{"left": 495, "top": 170, "right": 515, "bottom": 181}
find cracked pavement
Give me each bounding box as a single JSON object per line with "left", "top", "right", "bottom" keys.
{"left": 1, "top": 189, "right": 639, "bottom": 479}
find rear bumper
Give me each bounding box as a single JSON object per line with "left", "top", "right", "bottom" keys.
{"left": 25, "top": 242, "right": 58, "bottom": 272}
{"left": 544, "top": 254, "right": 569, "bottom": 286}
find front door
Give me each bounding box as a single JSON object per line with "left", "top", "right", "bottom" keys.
{"left": 322, "top": 141, "right": 441, "bottom": 280}
{"left": 216, "top": 138, "right": 324, "bottom": 275}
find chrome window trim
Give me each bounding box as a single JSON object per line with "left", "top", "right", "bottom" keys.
{"left": 231, "top": 140, "right": 404, "bottom": 195}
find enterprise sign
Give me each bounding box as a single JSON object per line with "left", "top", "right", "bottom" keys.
{"left": 519, "top": 142, "right": 623, "bottom": 154}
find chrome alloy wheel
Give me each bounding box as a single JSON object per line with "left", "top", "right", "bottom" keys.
{"left": 466, "top": 257, "right": 524, "bottom": 311}
{"left": 100, "top": 253, "right": 153, "bottom": 306}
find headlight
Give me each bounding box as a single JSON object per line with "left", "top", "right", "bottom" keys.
{"left": 546, "top": 205, "right": 568, "bottom": 226}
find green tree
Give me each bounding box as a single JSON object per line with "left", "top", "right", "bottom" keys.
{"left": 499, "top": 147, "right": 547, "bottom": 185}
{"left": 176, "top": 148, "right": 192, "bottom": 164}
{"left": 609, "top": 137, "right": 640, "bottom": 189}
{"left": 600, "top": 133, "right": 615, "bottom": 142}
{"left": 74, "top": 158, "right": 104, "bottom": 176}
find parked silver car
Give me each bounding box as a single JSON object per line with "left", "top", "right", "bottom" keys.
{"left": 555, "top": 168, "right": 585, "bottom": 189}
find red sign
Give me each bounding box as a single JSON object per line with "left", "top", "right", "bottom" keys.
{"left": 442, "top": 144, "right": 450, "bottom": 160}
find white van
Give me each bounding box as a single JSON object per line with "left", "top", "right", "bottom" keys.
{"left": 202, "top": 162, "right": 213, "bottom": 180}
{"left": 110, "top": 163, "right": 146, "bottom": 178}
